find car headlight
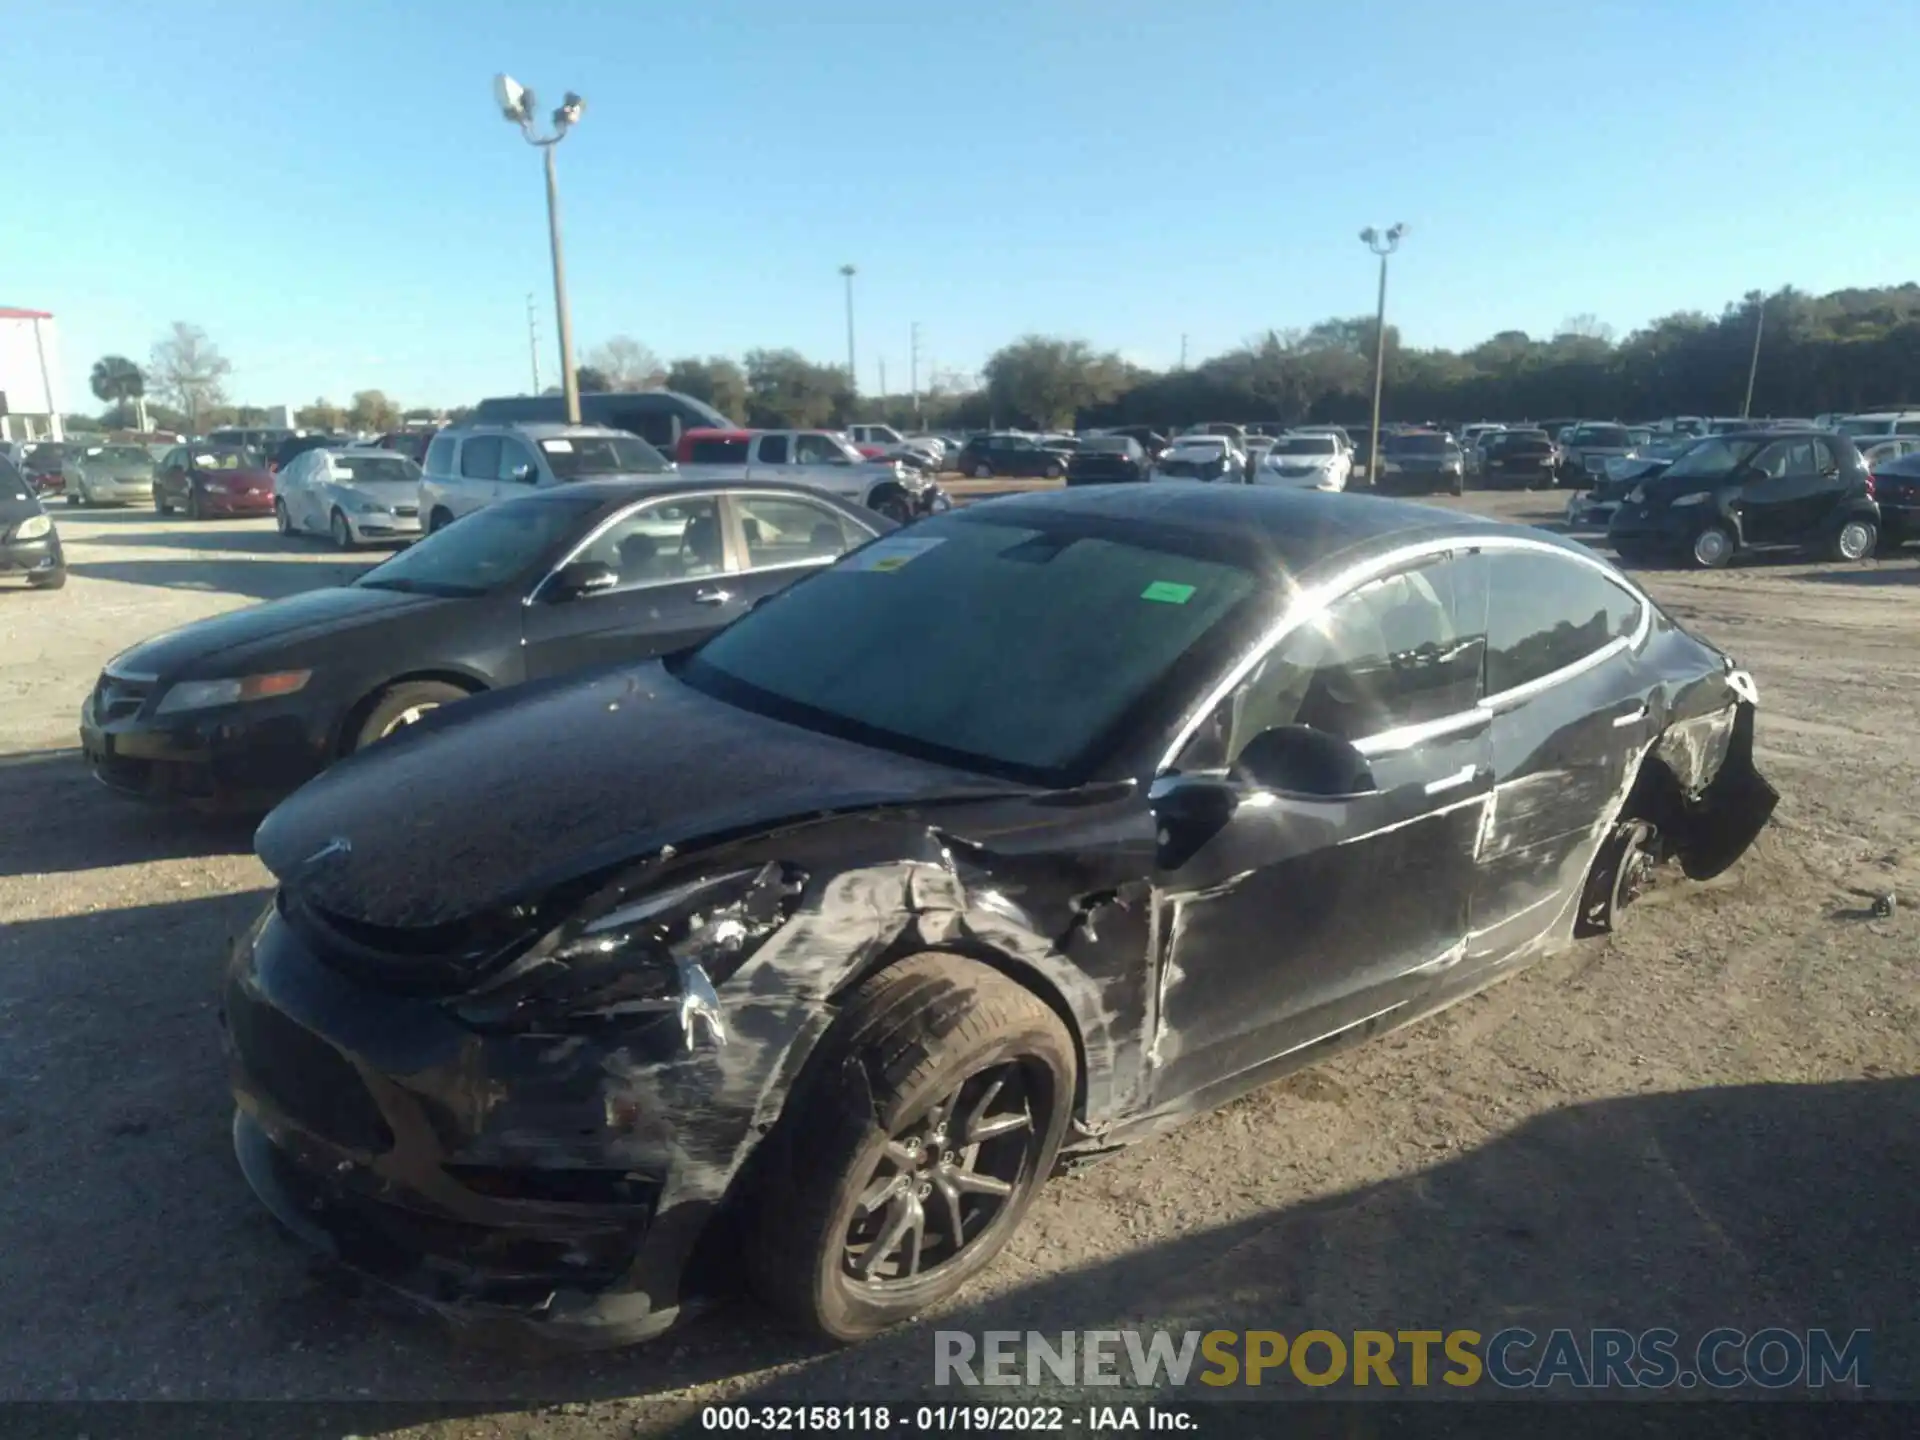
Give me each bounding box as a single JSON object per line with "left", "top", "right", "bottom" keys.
{"left": 12, "top": 514, "right": 52, "bottom": 541}
{"left": 1670, "top": 491, "right": 1713, "bottom": 506}
{"left": 454, "top": 861, "right": 807, "bottom": 1036}
{"left": 1626, "top": 485, "right": 1645, "bottom": 504}
{"left": 154, "top": 670, "right": 312, "bottom": 714}
{"left": 1444, "top": 457, "right": 1463, "bottom": 471}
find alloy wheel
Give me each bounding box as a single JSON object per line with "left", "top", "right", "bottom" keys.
{"left": 1836, "top": 521, "right": 1874, "bottom": 561}
{"left": 841, "top": 1061, "right": 1042, "bottom": 1289}
{"left": 378, "top": 703, "right": 438, "bottom": 739}
{"left": 1692, "top": 527, "right": 1732, "bottom": 567}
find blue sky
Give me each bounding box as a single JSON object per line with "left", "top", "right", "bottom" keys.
{"left": 11, "top": 0, "right": 1917, "bottom": 410}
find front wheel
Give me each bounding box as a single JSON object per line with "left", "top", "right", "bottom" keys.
{"left": 871, "top": 493, "right": 913, "bottom": 525}
{"left": 427, "top": 507, "right": 454, "bottom": 534}
{"left": 750, "top": 952, "right": 1075, "bottom": 1342}
{"left": 349, "top": 679, "right": 472, "bottom": 750}
{"left": 1043, "top": 461, "right": 1063, "bottom": 479}
{"left": 971, "top": 463, "right": 992, "bottom": 480}
{"left": 274, "top": 499, "right": 293, "bottom": 536}
{"left": 330, "top": 509, "right": 356, "bottom": 550}
{"left": 1832, "top": 518, "right": 1877, "bottom": 563}
{"left": 155, "top": 492, "right": 172, "bottom": 516}
{"left": 66, "top": 488, "right": 82, "bottom": 507}
{"left": 1689, "top": 524, "right": 1735, "bottom": 569}
{"left": 185, "top": 491, "right": 204, "bottom": 521}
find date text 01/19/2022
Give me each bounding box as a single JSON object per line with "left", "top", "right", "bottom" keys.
{"left": 699, "top": 1404, "right": 1189, "bottom": 1431}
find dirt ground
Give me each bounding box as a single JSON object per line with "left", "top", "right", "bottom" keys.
{"left": 1, "top": 492, "right": 1915, "bottom": 1435}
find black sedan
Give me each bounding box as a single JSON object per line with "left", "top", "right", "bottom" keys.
{"left": 81, "top": 479, "right": 884, "bottom": 810}
{"left": 951, "top": 433, "right": 1072, "bottom": 479}
{"left": 1, "top": 455, "right": 67, "bottom": 589}
{"left": 1374, "top": 430, "right": 1465, "bottom": 494}
{"left": 1608, "top": 430, "right": 1880, "bottom": 569}
{"left": 224, "top": 485, "right": 1776, "bottom": 1348}
{"left": 1868, "top": 449, "right": 1920, "bottom": 547}
{"left": 1065, "top": 435, "right": 1149, "bottom": 484}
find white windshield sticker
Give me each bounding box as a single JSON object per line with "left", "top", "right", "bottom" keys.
{"left": 541, "top": 439, "right": 574, "bottom": 453}
{"left": 843, "top": 536, "right": 945, "bottom": 573}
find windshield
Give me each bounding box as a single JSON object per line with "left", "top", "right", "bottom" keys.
{"left": 95, "top": 445, "right": 154, "bottom": 466}
{"left": 1167, "top": 440, "right": 1229, "bottom": 458}
{"left": 1570, "top": 426, "right": 1632, "bottom": 448}
{"left": 1, "top": 458, "right": 29, "bottom": 500}
{"left": 193, "top": 448, "right": 263, "bottom": 470}
{"left": 538, "top": 434, "right": 668, "bottom": 478}
{"left": 1386, "top": 433, "right": 1454, "bottom": 455}
{"left": 355, "top": 495, "right": 598, "bottom": 597}
{"left": 1274, "top": 436, "right": 1338, "bottom": 456}
{"left": 333, "top": 454, "right": 420, "bottom": 486}
{"left": 1662, "top": 438, "right": 1762, "bottom": 480}
{"left": 678, "top": 513, "right": 1264, "bottom": 784}
{"left": 1077, "top": 438, "right": 1135, "bottom": 454}
{"left": 1835, "top": 418, "right": 1888, "bottom": 438}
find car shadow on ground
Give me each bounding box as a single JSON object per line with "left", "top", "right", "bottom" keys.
{"left": 67, "top": 557, "right": 372, "bottom": 602}
{"left": 0, "top": 748, "right": 257, "bottom": 878}
{"left": 1795, "top": 563, "right": 1920, "bottom": 588}
{"left": 7, "top": 861, "right": 1910, "bottom": 1420}
{"left": 74, "top": 526, "right": 391, "bottom": 558}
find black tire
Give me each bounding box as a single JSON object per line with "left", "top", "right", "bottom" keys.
{"left": 349, "top": 680, "right": 472, "bottom": 751}
{"left": 185, "top": 490, "right": 204, "bottom": 521}
{"left": 1449, "top": 478, "right": 1464, "bottom": 497}
{"left": 66, "top": 489, "right": 82, "bottom": 507}
{"left": 330, "top": 508, "right": 356, "bottom": 550}
{"left": 274, "top": 499, "right": 293, "bottom": 536}
{"left": 427, "top": 507, "right": 454, "bottom": 534}
{"left": 1831, "top": 517, "right": 1877, "bottom": 563}
{"left": 749, "top": 952, "right": 1075, "bottom": 1342}
{"left": 1688, "top": 523, "right": 1735, "bottom": 570}
{"left": 155, "top": 492, "right": 172, "bottom": 516}
{"left": 27, "top": 568, "right": 68, "bottom": 590}
{"left": 971, "top": 463, "right": 992, "bottom": 480}
{"left": 1043, "top": 461, "right": 1063, "bottom": 479}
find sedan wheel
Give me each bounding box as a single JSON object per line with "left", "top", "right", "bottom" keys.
{"left": 274, "top": 499, "right": 293, "bottom": 536}
{"left": 1833, "top": 519, "right": 1877, "bottom": 563}
{"left": 972, "top": 463, "right": 992, "bottom": 480}
{"left": 1690, "top": 524, "right": 1735, "bottom": 569}
{"left": 330, "top": 509, "right": 356, "bottom": 550}
{"left": 751, "top": 953, "right": 1073, "bottom": 1341}
{"left": 185, "top": 491, "right": 204, "bottom": 521}
{"left": 351, "top": 680, "right": 473, "bottom": 750}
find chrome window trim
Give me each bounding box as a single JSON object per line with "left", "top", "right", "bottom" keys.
{"left": 1156, "top": 532, "right": 1654, "bottom": 774}
{"left": 730, "top": 488, "right": 879, "bottom": 575}
{"left": 526, "top": 493, "right": 730, "bottom": 605}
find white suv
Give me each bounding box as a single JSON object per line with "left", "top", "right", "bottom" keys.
{"left": 418, "top": 423, "right": 673, "bottom": 531}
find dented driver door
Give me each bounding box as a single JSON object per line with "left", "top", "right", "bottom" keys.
{"left": 1143, "top": 550, "right": 1495, "bottom": 1111}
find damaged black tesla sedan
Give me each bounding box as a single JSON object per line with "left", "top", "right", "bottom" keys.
{"left": 225, "top": 485, "right": 1777, "bottom": 1346}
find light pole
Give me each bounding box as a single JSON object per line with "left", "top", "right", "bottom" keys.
{"left": 1741, "top": 291, "right": 1766, "bottom": 419}
{"left": 1360, "top": 223, "right": 1408, "bottom": 488}
{"left": 496, "top": 74, "right": 586, "bottom": 424}
{"left": 840, "top": 264, "right": 858, "bottom": 395}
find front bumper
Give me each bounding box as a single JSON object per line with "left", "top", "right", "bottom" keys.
{"left": 223, "top": 905, "right": 756, "bottom": 1344}
{"left": 1375, "top": 465, "right": 1462, "bottom": 493}
{"left": 1, "top": 532, "right": 63, "bottom": 577}
{"left": 82, "top": 478, "right": 154, "bottom": 503}
{"left": 79, "top": 683, "right": 329, "bottom": 811}
{"left": 1564, "top": 491, "right": 1621, "bottom": 528}
{"left": 348, "top": 510, "right": 424, "bottom": 543}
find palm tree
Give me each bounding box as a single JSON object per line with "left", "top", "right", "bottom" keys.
{"left": 90, "top": 355, "right": 146, "bottom": 427}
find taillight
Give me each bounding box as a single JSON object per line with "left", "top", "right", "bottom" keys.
{"left": 1865, "top": 472, "right": 1875, "bottom": 498}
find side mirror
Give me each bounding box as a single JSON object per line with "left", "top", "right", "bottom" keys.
{"left": 1231, "top": 725, "right": 1376, "bottom": 798}
{"left": 546, "top": 560, "right": 619, "bottom": 600}
{"left": 508, "top": 463, "right": 536, "bottom": 484}
{"left": 1151, "top": 775, "right": 1240, "bottom": 868}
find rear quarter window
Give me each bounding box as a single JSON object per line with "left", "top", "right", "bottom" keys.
{"left": 424, "top": 435, "right": 457, "bottom": 474}
{"left": 1486, "top": 551, "right": 1643, "bottom": 695}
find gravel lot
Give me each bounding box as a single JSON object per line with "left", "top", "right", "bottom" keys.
{"left": 2, "top": 493, "right": 1915, "bottom": 1434}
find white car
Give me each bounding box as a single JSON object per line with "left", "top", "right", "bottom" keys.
{"left": 1149, "top": 436, "right": 1245, "bottom": 483}
{"left": 274, "top": 447, "right": 425, "bottom": 549}
{"left": 1256, "top": 433, "right": 1352, "bottom": 490}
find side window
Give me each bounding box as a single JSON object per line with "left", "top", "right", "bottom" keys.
{"left": 1182, "top": 556, "right": 1486, "bottom": 769}
{"left": 1781, "top": 439, "right": 1817, "bottom": 475}
{"left": 424, "top": 435, "right": 457, "bottom": 475}
{"left": 496, "top": 438, "right": 539, "bottom": 484}
{"left": 576, "top": 497, "right": 728, "bottom": 586}
{"left": 757, "top": 434, "right": 791, "bottom": 464}
{"left": 459, "top": 436, "right": 502, "bottom": 480}
{"left": 1896, "top": 420, "right": 1920, "bottom": 435}
{"left": 1485, "top": 551, "right": 1642, "bottom": 695}
{"left": 1812, "top": 438, "right": 1841, "bottom": 474}
{"left": 688, "top": 437, "right": 748, "bottom": 464}
{"left": 606, "top": 408, "right": 678, "bottom": 450}
{"left": 735, "top": 494, "right": 859, "bottom": 570}
{"left": 794, "top": 433, "right": 843, "bottom": 464}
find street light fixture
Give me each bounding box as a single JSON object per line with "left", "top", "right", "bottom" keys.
{"left": 496, "top": 72, "right": 587, "bottom": 424}
{"left": 1360, "top": 223, "right": 1408, "bottom": 489}
{"left": 839, "top": 264, "right": 858, "bottom": 395}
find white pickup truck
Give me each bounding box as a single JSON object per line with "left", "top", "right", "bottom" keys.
{"left": 673, "top": 428, "right": 946, "bottom": 523}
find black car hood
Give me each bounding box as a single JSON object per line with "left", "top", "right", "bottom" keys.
{"left": 255, "top": 663, "right": 1024, "bottom": 928}
{"left": 108, "top": 585, "right": 443, "bottom": 677}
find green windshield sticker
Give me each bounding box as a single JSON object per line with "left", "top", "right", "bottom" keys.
{"left": 1140, "top": 581, "right": 1196, "bottom": 604}
{"left": 846, "top": 536, "right": 946, "bottom": 573}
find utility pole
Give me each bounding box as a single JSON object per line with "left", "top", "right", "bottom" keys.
{"left": 1742, "top": 291, "right": 1765, "bottom": 419}
{"left": 1360, "top": 223, "right": 1409, "bottom": 488}
{"left": 840, "top": 264, "right": 858, "bottom": 394}
{"left": 879, "top": 356, "right": 887, "bottom": 399}
{"left": 494, "top": 74, "right": 586, "bottom": 422}
{"left": 525, "top": 293, "right": 542, "bottom": 394}
{"left": 910, "top": 322, "right": 922, "bottom": 426}
{"left": 1179, "top": 333, "right": 1188, "bottom": 370}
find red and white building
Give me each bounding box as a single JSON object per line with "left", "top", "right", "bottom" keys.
{"left": 0, "top": 306, "right": 66, "bottom": 444}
